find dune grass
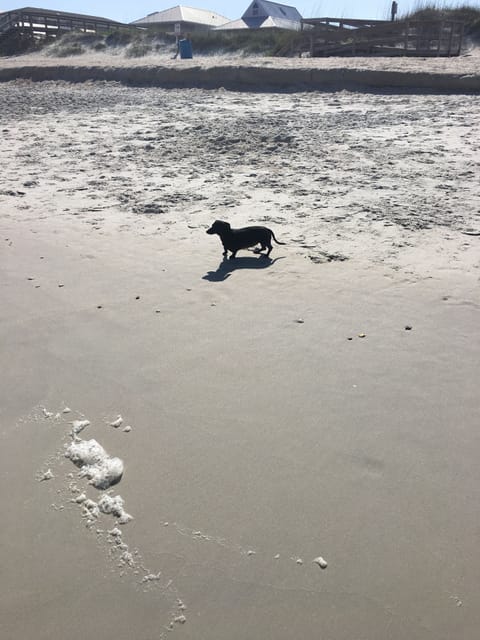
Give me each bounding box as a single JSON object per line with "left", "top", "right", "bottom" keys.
{"left": 403, "top": 3, "right": 480, "bottom": 39}
{"left": 38, "top": 26, "right": 305, "bottom": 59}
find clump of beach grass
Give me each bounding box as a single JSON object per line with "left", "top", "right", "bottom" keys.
{"left": 402, "top": 2, "right": 480, "bottom": 39}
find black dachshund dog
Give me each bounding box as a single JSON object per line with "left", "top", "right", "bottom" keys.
{"left": 206, "top": 220, "right": 285, "bottom": 259}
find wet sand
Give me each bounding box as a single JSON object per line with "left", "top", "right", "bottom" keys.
{"left": 1, "top": 69, "right": 480, "bottom": 640}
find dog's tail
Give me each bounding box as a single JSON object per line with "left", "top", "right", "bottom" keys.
{"left": 271, "top": 231, "right": 286, "bottom": 245}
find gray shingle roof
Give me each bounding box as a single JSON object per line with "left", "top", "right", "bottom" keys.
{"left": 132, "top": 5, "right": 229, "bottom": 27}
{"left": 242, "top": 1, "right": 302, "bottom": 22}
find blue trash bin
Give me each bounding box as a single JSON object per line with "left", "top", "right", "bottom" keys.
{"left": 179, "top": 39, "right": 193, "bottom": 59}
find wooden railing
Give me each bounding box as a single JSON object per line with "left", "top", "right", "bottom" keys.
{"left": 0, "top": 7, "right": 130, "bottom": 39}
{"left": 300, "top": 17, "right": 464, "bottom": 57}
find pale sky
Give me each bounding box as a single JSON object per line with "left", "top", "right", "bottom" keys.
{"left": 4, "top": 1, "right": 478, "bottom": 24}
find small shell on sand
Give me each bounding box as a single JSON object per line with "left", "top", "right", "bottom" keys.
{"left": 39, "top": 469, "right": 54, "bottom": 481}
{"left": 313, "top": 556, "right": 328, "bottom": 569}
{"left": 122, "top": 425, "right": 132, "bottom": 433}
{"left": 110, "top": 415, "right": 123, "bottom": 428}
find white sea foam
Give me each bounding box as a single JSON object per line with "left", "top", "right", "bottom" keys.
{"left": 142, "top": 572, "right": 162, "bottom": 583}
{"left": 38, "top": 469, "right": 54, "bottom": 481}
{"left": 65, "top": 439, "right": 124, "bottom": 489}
{"left": 35, "top": 405, "right": 181, "bottom": 627}
{"left": 120, "top": 550, "right": 135, "bottom": 566}
{"left": 98, "top": 494, "right": 133, "bottom": 524}
{"left": 82, "top": 498, "right": 100, "bottom": 520}
{"left": 70, "top": 419, "right": 90, "bottom": 436}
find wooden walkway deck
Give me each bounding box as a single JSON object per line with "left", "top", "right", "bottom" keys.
{"left": 0, "top": 6, "right": 130, "bottom": 42}
{"left": 301, "top": 17, "right": 464, "bottom": 57}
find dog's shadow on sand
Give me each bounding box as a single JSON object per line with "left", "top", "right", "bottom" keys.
{"left": 203, "top": 254, "right": 284, "bottom": 282}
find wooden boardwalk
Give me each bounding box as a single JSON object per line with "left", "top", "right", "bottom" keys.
{"left": 301, "top": 17, "right": 464, "bottom": 57}
{"left": 0, "top": 6, "right": 129, "bottom": 42}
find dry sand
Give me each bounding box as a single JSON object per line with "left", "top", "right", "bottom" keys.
{"left": 1, "top": 46, "right": 480, "bottom": 90}
{"left": 1, "top": 53, "right": 480, "bottom": 640}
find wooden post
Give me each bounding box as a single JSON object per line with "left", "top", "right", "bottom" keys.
{"left": 447, "top": 21, "right": 454, "bottom": 56}
{"left": 437, "top": 20, "right": 444, "bottom": 55}
{"left": 458, "top": 22, "right": 464, "bottom": 55}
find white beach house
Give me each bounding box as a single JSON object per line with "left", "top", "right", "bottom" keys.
{"left": 215, "top": 1, "right": 302, "bottom": 31}
{"left": 131, "top": 5, "right": 229, "bottom": 32}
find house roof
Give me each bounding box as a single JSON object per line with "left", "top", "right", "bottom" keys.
{"left": 215, "top": 16, "right": 300, "bottom": 30}
{"left": 215, "top": 1, "right": 301, "bottom": 30}
{"left": 242, "top": 1, "right": 302, "bottom": 22}
{"left": 214, "top": 18, "right": 251, "bottom": 30}
{"left": 132, "top": 5, "right": 229, "bottom": 27}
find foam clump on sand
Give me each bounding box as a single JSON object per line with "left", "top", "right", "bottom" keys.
{"left": 38, "top": 468, "right": 54, "bottom": 481}
{"left": 70, "top": 419, "right": 90, "bottom": 436}
{"left": 65, "top": 439, "right": 124, "bottom": 489}
{"left": 82, "top": 498, "right": 100, "bottom": 520}
{"left": 98, "top": 494, "right": 132, "bottom": 524}
{"left": 313, "top": 556, "right": 328, "bottom": 569}
{"left": 110, "top": 415, "right": 123, "bottom": 428}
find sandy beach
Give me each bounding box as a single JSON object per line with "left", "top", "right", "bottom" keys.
{"left": 1, "top": 52, "right": 480, "bottom": 640}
